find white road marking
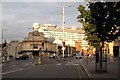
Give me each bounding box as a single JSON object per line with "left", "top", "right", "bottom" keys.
{"left": 2, "top": 68, "right": 25, "bottom": 75}
{"left": 81, "top": 65, "right": 91, "bottom": 78}
{"left": 2, "top": 64, "right": 32, "bottom": 75}
{"left": 73, "top": 63, "right": 79, "bottom": 66}
{"left": 66, "top": 64, "right": 69, "bottom": 65}
{"left": 56, "top": 63, "right": 61, "bottom": 65}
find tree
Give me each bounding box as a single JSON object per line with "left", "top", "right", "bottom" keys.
{"left": 77, "top": 2, "right": 120, "bottom": 72}
{"left": 89, "top": 2, "right": 120, "bottom": 43}
{"left": 77, "top": 5, "right": 101, "bottom": 48}
{"left": 89, "top": 2, "right": 120, "bottom": 72}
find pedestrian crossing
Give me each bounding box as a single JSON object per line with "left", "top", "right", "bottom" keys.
{"left": 56, "top": 62, "right": 80, "bottom": 66}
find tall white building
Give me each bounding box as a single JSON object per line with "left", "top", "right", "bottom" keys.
{"left": 38, "top": 24, "right": 88, "bottom": 50}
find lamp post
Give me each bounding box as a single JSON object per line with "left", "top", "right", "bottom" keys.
{"left": 2, "top": 29, "right": 8, "bottom": 44}
{"left": 32, "top": 22, "right": 41, "bottom": 63}
{"left": 62, "top": 6, "right": 65, "bottom": 58}
{"left": 2, "top": 28, "right": 8, "bottom": 62}
{"left": 61, "top": 5, "right": 71, "bottom": 58}
{"left": 28, "top": 27, "right": 34, "bottom": 59}
{"left": 1, "top": 29, "right": 3, "bottom": 44}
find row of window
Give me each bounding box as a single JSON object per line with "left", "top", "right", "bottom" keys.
{"left": 30, "top": 43, "right": 44, "bottom": 49}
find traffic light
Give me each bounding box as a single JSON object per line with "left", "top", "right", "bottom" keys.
{"left": 42, "top": 42, "right": 44, "bottom": 46}
{"left": 39, "top": 48, "right": 41, "bottom": 51}
{"left": 2, "top": 43, "right": 6, "bottom": 48}
{"left": 62, "top": 42, "right": 65, "bottom": 46}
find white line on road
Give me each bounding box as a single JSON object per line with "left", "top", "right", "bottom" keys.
{"left": 2, "top": 68, "right": 25, "bottom": 75}
{"left": 3, "top": 70, "right": 17, "bottom": 75}
{"left": 56, "top": 63, "right": 61, "bottom": 65}
{"left": 2, "top": 63, "right": 32, "bottom": 75}
{"left": 81, "top": 64, "right": 91, "bottom": 78}
{"left": 66, "top": 64, "right": 69, "bottom": 65}
{"left": 73, "top": 63, "right": 79, "bottom": 66}
{"left": 2, "top": 65, "right": 32, "bottom": 75}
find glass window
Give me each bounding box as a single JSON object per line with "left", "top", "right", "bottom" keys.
{"left": 30, "top": 44, "right": 38, "bottom": 49}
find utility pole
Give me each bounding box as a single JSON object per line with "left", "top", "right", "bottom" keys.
{"left": 32, "top": 27, "right": 34, "bottom": 59}
{"left": 62, "top": 6, "right": 65, "bottom": 58}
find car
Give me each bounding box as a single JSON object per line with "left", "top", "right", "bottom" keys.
{"left": 49, "top": 53, "right": 56, "bottom": 58}
{"left": 75, "top": 53, "right": 82, "bottom": 59}
{"left": 16, "top": 54, "right": 29, "bottom": 60}
{"left": 9, "top": 54, "right": 13, "bottom": 58}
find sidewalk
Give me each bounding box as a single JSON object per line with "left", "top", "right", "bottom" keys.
{"left": 81, "top": 57, "right": 119, "bottom": 79}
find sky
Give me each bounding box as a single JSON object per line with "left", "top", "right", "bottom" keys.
{"left": 1, "top": 1, "right": 88, "bottom": 43}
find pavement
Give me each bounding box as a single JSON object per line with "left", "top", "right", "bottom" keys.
{"left": 81, "top": 56, "right": 120, "bottom": 79}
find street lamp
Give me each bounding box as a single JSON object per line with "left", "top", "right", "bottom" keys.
{"left": 28, "top": 27, "right": 34, "bottom": 59}
{"left": 32, "top": 22, "right": 41, "bottom": 63}
{"left": 2, "top": 28, "right": 8, "bottom": 62}
{"left": 32, "top": 22, "right": 40, "bottom": 48}
{"left": 61, "top": 5, "right": 71, "bottom": 58}
{"left": 2, "top": 29, "right": 7, "bottom": 44}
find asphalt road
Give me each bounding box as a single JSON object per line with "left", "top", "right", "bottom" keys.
{"left": 2, "top": 57, "right": 89, "bottom": 79}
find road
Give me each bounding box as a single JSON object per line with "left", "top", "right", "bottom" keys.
{"left": 2, "top": 57, "right": 89, "bottom": 79}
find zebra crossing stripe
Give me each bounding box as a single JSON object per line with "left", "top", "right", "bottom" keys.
{"left": 56, "top": 63, "right": 61, "bottom": 65}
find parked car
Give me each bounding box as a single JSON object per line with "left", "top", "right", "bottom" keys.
{"left": 49, "top": 53, "right": 56, "bottom": 58}
{"left": 9, "top": 54, "right": 13, "bottom": 58}
{"left": 75, "top": 53, "right": 82, "bottom": 59}
{"left": 16, "top": 54, "right": 29, "bottom": 60}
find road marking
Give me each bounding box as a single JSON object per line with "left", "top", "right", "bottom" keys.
{"left": 2, "top": 64, "right": 32, "bottom": 75}
{"left": 73, "top": 63, "right": 79, "bottom": 66}
{"left": 3, "top": 68, "right": 27, "bottom": 75}
{"left": 56, "top": 63, "right": 61, "bottom": 65}
{"left": 81, "top": 64, "right": 91, "bottom": 78}
{"left": 65, "top": 63, "right": 79, "bottom": 66}
{"left": 66, "top": 64, "right": 69, "bottom": 65}
{"left": 3, "top": 70, "right": 17, "bottom": 75}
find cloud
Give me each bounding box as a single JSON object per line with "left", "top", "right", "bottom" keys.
{"left": 2, "top": 0, "right": 85, "bottom": 2}
{"left": 2, "top": 2, "right": 86, "bottom": 42}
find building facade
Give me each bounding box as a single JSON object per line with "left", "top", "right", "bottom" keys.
{"left": 6, "top": 30, "right": 58, "bottom": 58}
{"left": 107, "top": 36, "right": 120, "bottom": 57}
{"left": 38, "top": 24, "right": 89, "bottom": 51}
{"left": 18, "top": 31, "right": 58, "bottom": 57}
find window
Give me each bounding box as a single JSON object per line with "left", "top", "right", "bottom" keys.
{"left": 30, "top": 44, "right": 38, "bottom": 49}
